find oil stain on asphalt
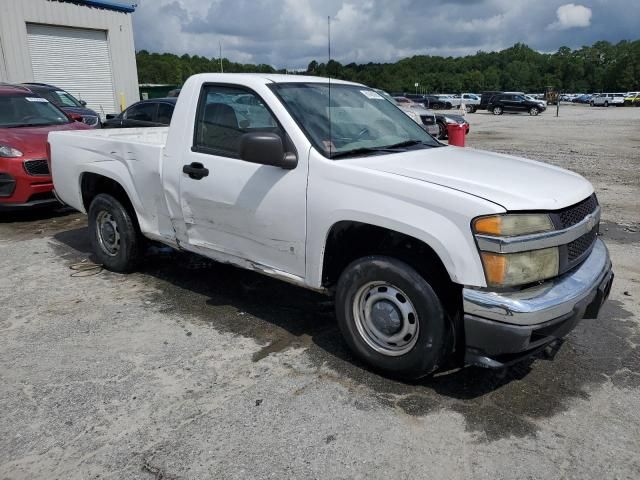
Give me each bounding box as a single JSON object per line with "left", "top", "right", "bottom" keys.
{"left": 44, "top": 220, "right": 639, "bottom": 442}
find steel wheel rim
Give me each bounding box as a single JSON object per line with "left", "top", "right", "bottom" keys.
{"left": 352, "top": 281, "right": 419, "bottom": 356}
{"left": 96, "top": 210, "right": 121, "bottom": 257}
{"left": 494, "top": 107, "right": 502, "bottom": 115}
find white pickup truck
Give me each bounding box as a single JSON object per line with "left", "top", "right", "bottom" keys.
{"left": 49, "top": 74, "right": 613, "bottom": 378}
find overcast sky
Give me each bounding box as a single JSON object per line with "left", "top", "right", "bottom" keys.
{"left": 132, "top": 0, "right": 637, "bottom": 68}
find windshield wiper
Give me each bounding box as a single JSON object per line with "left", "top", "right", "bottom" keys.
{"left": 329, "top": 140, "right": 431, "bottom": 159}
{"left": 381, "top": 139, "right": 427, "bottom": 149}
{"left": 330, "top": 146, "right": 399, "bottom": 159}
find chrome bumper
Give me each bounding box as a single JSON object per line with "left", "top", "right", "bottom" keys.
{"left": 463, "top": 238, "right": 612, "bottom": 326}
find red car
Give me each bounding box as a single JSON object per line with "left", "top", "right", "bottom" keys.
{"left": 0, "top": 85, "right": 91, "bottom": 209}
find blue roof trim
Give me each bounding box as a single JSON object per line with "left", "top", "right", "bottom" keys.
{"left": 76, "top": 1, "right": 136, "bottom": 13}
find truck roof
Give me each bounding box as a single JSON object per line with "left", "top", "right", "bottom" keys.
{"left": 187, "top": 73, "right": 360, "bottom": 86}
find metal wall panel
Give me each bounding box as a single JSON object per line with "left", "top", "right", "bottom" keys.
{"left": 0, "top": 0, "right": 139, "bottom": 113}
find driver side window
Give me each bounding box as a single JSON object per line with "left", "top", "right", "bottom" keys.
{"left": 193, "top": 85, "right": 280, "bottom": 158}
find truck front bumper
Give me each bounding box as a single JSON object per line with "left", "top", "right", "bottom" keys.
{"left": 462, "top": 239, "right": 613, "bottom": 368}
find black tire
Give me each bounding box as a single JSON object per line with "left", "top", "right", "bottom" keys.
{"left": 590, "top": 101, "right": 594, "bottom": 107}
{"left": 492, "top": 106, "right": 503, "bottom": 115}
{"left": 436, "top": 121, "right": 447, "bottom": 139}
{"left": 88, "top": 193, "right": 141, "bottom": 273}
{"left": 529, "top": 107, "right": 539, "bottom": 116}
{"left": 604, "top": 101, "right": 609, "bottom": 107}
{"left": 335, "top": 256, "right": 449, "bottom": 379}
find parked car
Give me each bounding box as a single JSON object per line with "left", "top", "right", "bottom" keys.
{"left": 49, "top": 73, "right": 612, "bottom": 379}
{"left": 624, "top": 92, "right": 640, "bottom": 106}
{"left": 458, "top": 93, "right": 480, "bottom": 113}
{"left": 524, "top": 95, "right": 547, "bottom": 109}
{"left": 404, "top": 94, "right": 451, "bottom": 110}
{"left": 102, "top": 98, "right": 177, "bottom": 128}
{"left": 0, "top": 85, "right": 90, "bottom": 209}
{"left": 21, "top": 82, "right": 101, "bottom": 128}
{"left": 478, "top": 91, "right": 503, "bottom": 110}
{"left": 572, "top": 94, "right": 593, "bottom": 104}
{"left": 488, "top": 93, "right": 547, "bottom": 115}
{"left": 590, "top": 93, "right": 625, "bottom": 107}
{"left": 375, "top": 90, "right": 439, "bottom": 137}
{"left": 432, "top": 112, "right": 470, "bottom": 140}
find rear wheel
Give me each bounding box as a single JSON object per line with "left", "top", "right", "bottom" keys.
{"left": 437, "top": 121, "right": 447, "bottom": 139}
{"left": 492, "top": 106, "right": 503, "bottom": 115}
{"left": 604, "top": 101, "right": 609, "bottom": 107}
{"left": 88, "top": 193, "right": 141, "bottom": 273}
{"left": 335, "top": 256, "right": 449, "bottom": 379}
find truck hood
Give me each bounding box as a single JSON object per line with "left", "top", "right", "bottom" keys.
{"left": 348, "top": 146, "right": 593, "bottom": 211}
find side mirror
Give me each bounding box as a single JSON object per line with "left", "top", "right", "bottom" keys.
{"left": 239, "top": 132, "right": 297, "bottom": 170}
{"left": 105, "top": 113, "right": 117, "bottom": 120}
{"left": 79, "top": 100, "right": 87, "bottom": 106}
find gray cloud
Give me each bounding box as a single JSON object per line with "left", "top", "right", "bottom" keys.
{"left": 132, "top": 0, "right": 637, "bottom": 68}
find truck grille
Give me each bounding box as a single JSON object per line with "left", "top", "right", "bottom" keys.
{"left": 556, "top": 194, "right": 598, "bottom": 228}
{"left": 568, "top": 228, "right": 597, "bottom": 262}
{"left": 550, "top": 194, "right": 600, "bottom": 274}
{"left": 24, "top": 159, "right": 50, "bottom": 176}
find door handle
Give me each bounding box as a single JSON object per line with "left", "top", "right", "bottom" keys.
{"left": 182, "top": 162, "right": 209, "bottom": 180}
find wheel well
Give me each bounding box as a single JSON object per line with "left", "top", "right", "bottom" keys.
{"left": 322, "top": 221, "right": 463, "bottom": 361}
{"left": 80, "top": 173, "right": 139, "bottom": 229}
{"left": 322, "top": 221, "right": 459, "bottom": 297}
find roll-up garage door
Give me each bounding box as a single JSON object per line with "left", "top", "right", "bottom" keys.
{"left": 27, "top": 23, "right": 117, "bottom": 116}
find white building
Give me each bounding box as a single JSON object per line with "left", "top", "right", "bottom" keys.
{"left": 0, "top": 0, "right": 139, "bottom": 115}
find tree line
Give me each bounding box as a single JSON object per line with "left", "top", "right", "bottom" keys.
{"left": 137, "top": 39, "right": 640, "bottom": 94}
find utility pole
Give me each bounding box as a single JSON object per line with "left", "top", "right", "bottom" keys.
{"left": 219, "top": 42, "right": 223, "bottom": 73}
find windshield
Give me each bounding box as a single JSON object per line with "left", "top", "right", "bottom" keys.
{"left": 271, "top": 83, "right": 440, "bottom": 158}
{"left": 41, "top": 90, "right": 83, "bottom": 108}
{"left": 0, "top": 94, "right": 70, "bottom": 128}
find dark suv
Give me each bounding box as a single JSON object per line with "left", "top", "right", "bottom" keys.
{"left": 487, "top": 93, "right": 546, "bottom": 116}
{"left": 21, "top": 83, "right": 101, "bottom": 128}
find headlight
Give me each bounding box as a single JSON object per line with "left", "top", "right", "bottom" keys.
{"left": 473, "top": 213, "right": 558, "bottom": 287}
{"left": 481, "top": 248, "right": 559, "bottom": 287}
{"left": 0, "top": 145, "right": 23, "bottom": 158}
{"left": 474, "top": 214, "right": 553, "bottom": 236}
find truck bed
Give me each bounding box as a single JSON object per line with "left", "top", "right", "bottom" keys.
{"left": 49, "top": 126, "right": 174, "bottom": 244}
{"left": 66, "top": 126, "right": 169, "bottom": 146}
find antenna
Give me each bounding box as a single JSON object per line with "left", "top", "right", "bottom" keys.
{"left": 327, "top": 16, "right": 332, "bottom": 156}
{"left": 219, "top": 42, "right": 224, "bottom": 73}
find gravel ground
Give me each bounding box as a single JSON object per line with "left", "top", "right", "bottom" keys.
{"left": 1, "top": 104, "right": 639, "bottom": 479}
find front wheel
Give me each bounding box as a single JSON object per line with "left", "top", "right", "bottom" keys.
{"left": 492, "top": 106, "right": 503, "bottom": 115}
{"left": 335, "top": 256, "right": 450, "bottom": 379}
{"left": 604, "top": 101, "right": 609, "bottom": 107}
{"left": 529, "top": 107, "right": 539, "bottom": 116}
{"left": 590, "top": 101, "right": 594, "bottom": 107}
{"left": 436, "top": 121, "right": 447, "bottom": 139}
{"left": 88, "top": 193, "right": 141, "bottom": 273}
